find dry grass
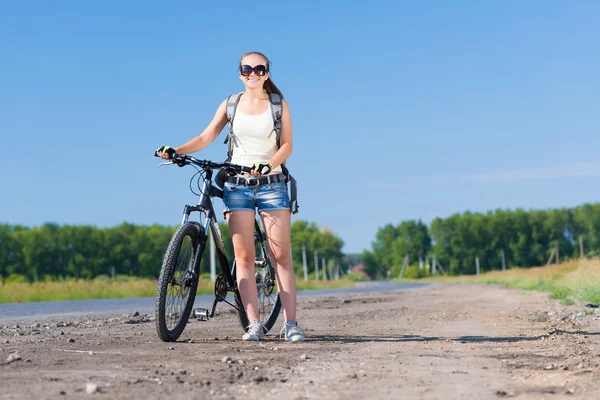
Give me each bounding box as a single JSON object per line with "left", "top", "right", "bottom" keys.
{"left": 421, "top": 259, "right": 600, "bottom": 305}
{"left": 0, "top": 277, "right": 355, "bottom": 304}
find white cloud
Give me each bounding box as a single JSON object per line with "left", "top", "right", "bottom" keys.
{"left": 365, "top": 161, "right": 600, "bottom": 187}
{"left": 454, "top": 161, "right": 600, "bottom": 183}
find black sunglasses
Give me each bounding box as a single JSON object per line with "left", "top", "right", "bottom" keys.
{"left": 240, "top": 64, "right": 269, "bottom": 77}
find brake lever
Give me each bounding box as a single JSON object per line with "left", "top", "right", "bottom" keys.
{"left": 157, "top": 161, "right": 174, "bottom": 168}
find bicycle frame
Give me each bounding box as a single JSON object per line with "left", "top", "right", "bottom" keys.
{"left": 179, "top": 167, "right": 275, "bottom": 319}
{"left": 154, "top": 154, "right": 282, "bottom": 341}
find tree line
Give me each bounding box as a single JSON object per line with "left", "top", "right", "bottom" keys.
{"left": 4, "top": 203, "right": 600, "bottom": 283}
{"left": 363, "top": 203, "right": 600, "bottom": 278}
{"left": 0, "top": 220, "right": 345, "bottom": 282}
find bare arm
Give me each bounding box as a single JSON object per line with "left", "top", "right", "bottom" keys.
{"left": 175, "top": 99, "right": 228, "bottom": 155}
{"left": 268, "top": 99, "right": 292, "bottom": 169}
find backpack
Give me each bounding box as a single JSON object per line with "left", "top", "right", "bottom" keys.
{"left": 224, "top": 91, "right": 298, "bottom": 214}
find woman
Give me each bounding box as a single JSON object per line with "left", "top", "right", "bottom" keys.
{"left": 156, "top": 51, "right": 304, "bottom": 343}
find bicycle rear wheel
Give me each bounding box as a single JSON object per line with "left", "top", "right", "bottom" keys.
{"left": 235, "top": 256, "right": 282, "bottom": 334}
{"left": 155, "top": 222, "right": 204, "bottom": 342}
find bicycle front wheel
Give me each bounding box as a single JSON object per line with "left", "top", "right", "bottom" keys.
{"left": 155, "top": 222, "right": 204, "bottom": 342}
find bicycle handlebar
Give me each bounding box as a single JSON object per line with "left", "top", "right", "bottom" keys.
{"left": 154, "top": 152, "right": 253, "bottom": 174}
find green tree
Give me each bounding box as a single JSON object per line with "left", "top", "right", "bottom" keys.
{"left": 391, "top": 220, "right": 431, "bottom": 268}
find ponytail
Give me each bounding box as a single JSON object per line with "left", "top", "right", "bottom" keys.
{"left": 264, "top": 78, "right": 284, "bottom": 99}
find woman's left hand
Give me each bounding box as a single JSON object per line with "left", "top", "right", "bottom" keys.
{"left": 251, "top": 162, "right": 272, "bottom": 176}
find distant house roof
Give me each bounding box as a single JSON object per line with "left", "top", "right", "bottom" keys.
{"left": 350, "top": 262, "right": 368, "bottom": 277}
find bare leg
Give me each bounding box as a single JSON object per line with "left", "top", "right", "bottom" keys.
{"left": 260, "top": 209, "right": 296, "bottom": 322}
{"left": 227, "top": 211, "right": 259, "bottom": 322}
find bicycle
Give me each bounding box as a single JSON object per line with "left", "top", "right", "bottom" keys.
{"left": 153, "top": 153, "right": 282, "bottom": 342}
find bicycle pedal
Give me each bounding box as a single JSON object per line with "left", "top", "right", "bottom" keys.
{"left": 193, "top": 308, "right": 210, "bottom": 321}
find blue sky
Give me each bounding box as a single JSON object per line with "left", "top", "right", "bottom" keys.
{"left": 1, "top": 1, "right": 599, "bottom": 254}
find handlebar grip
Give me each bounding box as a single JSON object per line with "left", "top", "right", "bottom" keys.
{"left": 154, "top": 152, "right": 180, "bottom": 163}
{"left": 154, "top": 147, "right": 177, "bottom": 159}
{"left": 153, "top": 150, "right": 174, "bottom": 158}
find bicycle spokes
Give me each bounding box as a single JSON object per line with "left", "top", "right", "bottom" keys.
{"left": 165, "top": 236, "right": 196, "bottom": 330}
{"left": 254, "top": 258, "right": 277, "bottom": 320}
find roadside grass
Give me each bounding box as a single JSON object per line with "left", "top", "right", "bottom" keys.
{"left": 417, "top": 259, "right": 600, "bottom": 306}
{"left": 0, "top": 277, "right": 355, "bottom": 304}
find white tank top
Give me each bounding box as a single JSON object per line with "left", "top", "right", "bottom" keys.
{"left": 230, "top": 105, "right": 282, "bottom": 173}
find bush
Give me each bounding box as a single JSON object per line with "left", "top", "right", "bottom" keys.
{"left": 401, "top": 264, "right": 427, "bottom": 279}
{"left": 306, "top": 272, "right": 319, "bottom": 280}
{"left": 345, "top": 272, "right": 370, "bottom": 282}
{"left": 199, "top": 272, "right": 212, "bottom": 281}
{"left": 5, "top": 274, "right": 28, "bottom": 283}
{"left": 114, "top": 274, "right": 137, "bottom": 283}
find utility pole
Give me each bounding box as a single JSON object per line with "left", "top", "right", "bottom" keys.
{"left": 399, "top": 255, "right": 409, "bottom": 278}
{"left": 555, "top": 243, "right": 560, "bottom": 264}
{"left": 546, "top": 245, "right": 556, "bottom": 266}
{"left": 476, "top": 256, "right": 480, "bottom": 275}
{"left": 314, "top": 250, "right": 319, "bottom": 281}
{"left": 501, "top": 249, "right": 506, "bottom": 271}
{"left": 436, "top": 259, "right": 446, "bottom": 275}
{"left": 302, "top": 245, "right": 308, "bottom": 281}
{"left": 322, "top": 257, "right": 328, "bottom": 281}
{"left": 432, "top": 255, "right": 437, "bottom": 274}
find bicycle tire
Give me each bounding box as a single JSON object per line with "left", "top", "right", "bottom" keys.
{"left": 235, "top": 257, "right": 282, "bottom": 334}
{"left": 155, "top": 222, "right": 204, "bottom": 342}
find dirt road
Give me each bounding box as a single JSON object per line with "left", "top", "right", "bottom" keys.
{"left": 2, "top": 284, "right": 600, "bottom": 399}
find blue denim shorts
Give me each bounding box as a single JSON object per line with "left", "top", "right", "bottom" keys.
{"left": 223, "top": 180, "right": 290, "bottom": 214}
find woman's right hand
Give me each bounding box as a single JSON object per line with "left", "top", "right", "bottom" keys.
{"left": 154, "top": 145, "right": 176, "bottom": 160}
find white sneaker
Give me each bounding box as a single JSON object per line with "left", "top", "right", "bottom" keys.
{"left": 280, "top": 320, "right": 305, "bottom": 343}
{"left": 242, "top": 320, "right": 264, "bottom": 341}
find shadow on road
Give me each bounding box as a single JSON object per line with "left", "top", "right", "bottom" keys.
{"left": 307, "top": 330, "right": 600, "bottom": 344}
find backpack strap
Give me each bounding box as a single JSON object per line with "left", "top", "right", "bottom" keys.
{"left": 287, "top": 171, "right": 299, "bottom": 214}
{"left": 280, "top": 163, "right": 299, "bottom": 214}
{"left": 268, "top": 93, "right": 298, "bottom": 215}
{"left": 268, "top": 93, "right": 283, "bottom": 147}
{"left": 224, "top": 92, "right": 244, "bottom": 162}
